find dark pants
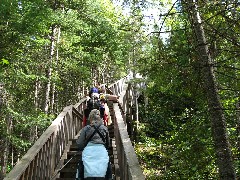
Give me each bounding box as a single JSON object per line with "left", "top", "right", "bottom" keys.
{"left": 77, "top": 160, "right": 112, "bottom": 180}
{"left": 76, "top": 160, "right": 84, "bottom": 179}
{"left": 105, "top": 161, "right": 112, "bottom": 179}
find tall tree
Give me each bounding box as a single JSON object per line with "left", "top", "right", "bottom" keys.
{"left": 134, "top": 0, "right": 240, "bottom": 179}
{"left": 182, "top": 1, "right": 236, "bottom": 179}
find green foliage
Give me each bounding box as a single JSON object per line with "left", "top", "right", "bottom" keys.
{"left": 135, "top": 0, "right": 240, "bottom": 179}
{"left": 137, "top": 87, "right": 218, "bottom": 179}
{"left": 0, "top": 0, "right": 133, "bottom": 175}
{"left": 1, "top": 0, "right": 239, "bottom": 178}
{"left": 0, "top": 58, "right": 9, "bottom": 65}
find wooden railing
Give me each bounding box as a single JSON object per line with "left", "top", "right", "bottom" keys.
{"left": 113, "top": 104, "right": 145, "bottom": 180}
{"left": 118, "top": 82, "right": 136, "bottom": 141}
{"left": 114, "top": 82, "right": 145, "bottom": 180}
{"left": 4, "top": 101, "right": 86, "bottom": 180}
{"left": 107, "top": 77, "right": 127, "bottom": 97}
{"left": 4, "top": 75, "right": 145, "bottom": 180}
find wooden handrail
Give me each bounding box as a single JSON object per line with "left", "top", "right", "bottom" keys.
{"left": 4, "top": 98, "right": 86, "bottom": 180}
{"left": 112, "top": 80, "right": 145, "bottom": 179}
{"left": 107, "top": 77, "right": 128, "bottom": 96}
{"left": 113, "top": 102, "right": 145, "bottom": 180}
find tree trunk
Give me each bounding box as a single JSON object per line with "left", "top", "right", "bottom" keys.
{"left": 44, "top": 25, "right": 57, "bottom": 113}
{"left": 51, "top": 26, "right": 61, "bottom": 114}
{"left": 0, "top": 83, "right": 10, "bottom": 178}
{"left": 0, "top": 83, "right": 6, "bottom": 179}
{"left": 1, "top": 140, "right": 9, "bottom": 179}
{"left": 29, "top": 78, "right": 41, "bottom": 142}
{"left": 132, "top": 46, "right": 139, "bottom": 144}
{"left": 1, "top": 115, "right": 12, "bottom": 178}
{"left": 34, "top": 77, "right": 40, "bottom": 109}
{"left": 183, "top": 1, "right": 236, "bottom": 179}
{"left": 236, "top": 100, "right": 240, "bottom": 160}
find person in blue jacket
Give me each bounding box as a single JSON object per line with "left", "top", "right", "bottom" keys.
{"left": 76, "top": 109, "right": 112, "bottom": 180}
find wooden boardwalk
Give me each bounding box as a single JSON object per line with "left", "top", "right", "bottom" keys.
{"left": 4, "top": 77, "right": 145, "bottom": 180}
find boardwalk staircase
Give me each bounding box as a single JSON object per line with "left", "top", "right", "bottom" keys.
{"left": 4, "top": 76, "right": 145, "bottom": 180}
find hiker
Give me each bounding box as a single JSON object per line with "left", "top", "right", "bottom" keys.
{"left": 83, "top": 82, "right": 109, "bottom": 127}
{"left": 83, "top": 82, "right": 101, "bottom": 127}
{"left": 99, "top": 94, "right": 108, "bottom": 126}
{"left": 76, "top": 109, "right": 112, "bottom": 180}
{"left": 83, "top": 82, "right": 119, "bottom": 127}
{"left": 83, "top": 99, "right": 101, "bottom": 127}
{"left": 98, "top": 91, "right": 119, "bottom": 126}
{"left": 88, "top": 82, "right": 101, "bottom": 98}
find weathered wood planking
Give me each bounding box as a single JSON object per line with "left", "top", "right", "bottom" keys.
{"left": 113, "top": 103, "right": 145, "bottom": 180}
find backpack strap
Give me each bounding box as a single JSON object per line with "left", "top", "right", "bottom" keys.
{"left": 84, "top": 125, "right": 108, "bottom": 148}
{"left": 84, "top": 126, "right": 98, "bottom": 147}
{"left": 93, "top": 125, "right": 109, "bottom": 149}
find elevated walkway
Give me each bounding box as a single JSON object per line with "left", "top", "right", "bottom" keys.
{"left": 4, "top": 77, "right": 145, "bottom": 180}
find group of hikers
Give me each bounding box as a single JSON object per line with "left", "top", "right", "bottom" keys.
{"left": 75, "top": 82, "right": 118, "bottom": 180}
{"left": 82, "top": 82, "right": 111, "bottom": 127}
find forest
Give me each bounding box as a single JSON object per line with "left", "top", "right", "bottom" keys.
{"left": 0, "top": 0, "right": 240, "bottom": 179}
